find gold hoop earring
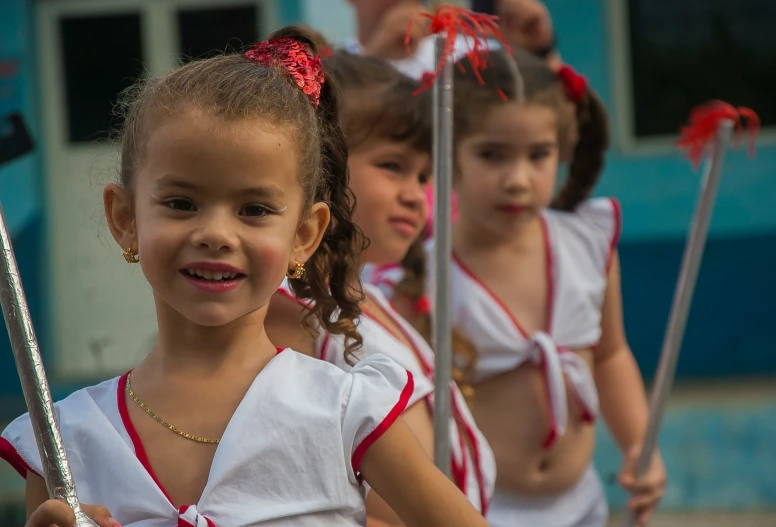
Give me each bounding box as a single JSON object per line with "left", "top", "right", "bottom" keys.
{"left": 123, "top": 247, "right": 140, "bottom": 264}
{"left": 286, "top": 262, "right": 305, "bottom": 280}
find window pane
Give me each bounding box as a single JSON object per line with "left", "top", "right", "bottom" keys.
{"left": 178, "top": 6, "right": 259, "bottom": 62}
{"left": 628, "top": 0, "right": 776, "bottom": 137}
{"left": 61, "top": 14, "right": 144, "bottom": 143}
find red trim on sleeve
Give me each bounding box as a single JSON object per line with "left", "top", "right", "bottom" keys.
{"left": 606, "top": 198, "right": 622, "bottom": 273}
{"left": 351, "top": 370, "right": 415, "bottom": 477}
{"left": 117, "top": 371, "right": 175, "bottom": 505}
{"left": 0, "top": 436, "right": 40, "bottom": 479}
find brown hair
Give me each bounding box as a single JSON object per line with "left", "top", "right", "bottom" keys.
{"left": 115, "top": 26, "right": 367, "bottom": 356}
{"left": 552, "top": 87, "right": 610, "bottom": 210}
{"left": 323, "top": 52, "right": 432, "bottom": 152}
{"left": 453, "top": 45, "right": 610, "bottom": 211}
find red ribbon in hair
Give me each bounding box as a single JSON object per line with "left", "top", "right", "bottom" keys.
{"left": 556, "top": 65, "right": 587, "bottom": 103}
{"left": 244, "top": 37, "right": 324, "bottom": 109}
{"left": 677, "top": 100, "right": 760, "bottom": 169}
{"left": 407, "top": 6, "right": 511, "bottom": 96}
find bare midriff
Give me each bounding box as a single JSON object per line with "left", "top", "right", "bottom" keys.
{"left": 471, "top": 348, "right": 596, "bottom": 496}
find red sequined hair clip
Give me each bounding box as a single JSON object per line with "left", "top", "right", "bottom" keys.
{"left": 244, "top": 37, "right": 324, "bottom": 109}
{"left": 677, "top": 100, "right": 760, "bottom": 169}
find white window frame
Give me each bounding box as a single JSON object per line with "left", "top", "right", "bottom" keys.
{"left": 606, "top": 0, "right": 776, "bottom": 155}
{"left": 35, "top": 0, "right": 277, "bottom": 381}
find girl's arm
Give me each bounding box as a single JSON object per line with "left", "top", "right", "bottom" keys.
{"left": 594, "top": 251, "right": 666, "bottom": 526}
{"left": 364, "top": 403, "right": 435, "bottom": 526}
{"left": 25, "top": 472, "right": 118, "bottom": 527}
{"left": 361, "top": 418, "right": 487, "bottom": 527}
{"left": 268, "top": 293, "right": 439, "bottom": 527}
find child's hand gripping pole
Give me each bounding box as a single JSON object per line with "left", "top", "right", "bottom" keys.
{"left": 622, "top": 102, "right": 759, "bottom": 527}
{"left": 414, "top": 4, "right": 508, "bottom": 478}
{"left": 0, "top": 206, "right": 97, "bottom": 523}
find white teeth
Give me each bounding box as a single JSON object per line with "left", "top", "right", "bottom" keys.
{"left": 185, "top": 269, "right": 238, "bottom": 281}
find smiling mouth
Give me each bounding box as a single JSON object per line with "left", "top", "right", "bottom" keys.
{"left": 181, "top": 269, "right": 246, "bottom": 282}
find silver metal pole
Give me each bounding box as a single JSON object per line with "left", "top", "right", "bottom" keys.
{"left": 431, "top": 32, "right": 454, "bottom": 477}
{"left": 0, "top": 202, "right": 97, "bottom": 526}
{"left": 622, "top": 120, "right": 734, "bottom": 527}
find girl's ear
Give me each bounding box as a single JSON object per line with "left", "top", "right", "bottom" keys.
{"left": 104, "top": 183, "right": 138, "bottom": 253}
{"left": 289, "top": 202, "right": 330, "bottom": 269}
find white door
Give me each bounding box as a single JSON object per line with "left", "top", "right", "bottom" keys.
{"left": 37, "top": 0, "right": 275, "bottom": 380}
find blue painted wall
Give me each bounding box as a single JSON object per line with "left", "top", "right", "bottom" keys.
{"left": 546, "top": 0, "right": 776, "bottom": 379}
{"left": 0, "top": 0, "right": 45, "bottom": 418}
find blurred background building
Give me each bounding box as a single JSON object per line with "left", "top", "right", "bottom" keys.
{"left": 0, "top": 0, "right": 774, "bottom": 525}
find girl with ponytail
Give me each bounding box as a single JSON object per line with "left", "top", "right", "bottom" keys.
{"left": 2, "top": 27, "right": 487, "bottom": 527}
{"left": 426, "top": 45, "right": 666, "bottom": 527}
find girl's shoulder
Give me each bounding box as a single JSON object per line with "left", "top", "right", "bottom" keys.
{"left": 277, "top": 349, "right": 415, "bottom": 484}
{"left": 543, "top": 197, "right": 622, "bottom": 274}
{"left": 1, "top": 375, "right": 124, "bottom": 479}
{"left": 545, "top": 197, "right": 622, "bottom": 248}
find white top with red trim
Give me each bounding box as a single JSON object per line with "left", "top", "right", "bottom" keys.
{"left": 0, "top": 349, "right": 414, "bottom": 527}
{"left": 428, "top": 198, "right": 622, "bottom": 448}
{"left": 361, "top": 263, "right": 405, "bottom": 300}
{"left": 278, "top": 282, "right": 496, "bottom": 514}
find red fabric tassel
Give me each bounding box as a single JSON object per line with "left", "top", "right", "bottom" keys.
{"left": 677, "top": 100, "right": 760, "bottom": 169}
{"left": 406, "top": 6, "right": 510, "bottom": 95}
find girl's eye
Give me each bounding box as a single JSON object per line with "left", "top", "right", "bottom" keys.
{"left": 166, "top": 199, "right": 196, "bottom": 212}
{"left": 479, "top": 150, "right": 503, "bottom": 162}
{"left": 531, "top": 149, "right": 552, "bottom": 161}
{"left": 418, "top": 173, "right": 431, "bottom": 185}
{"left": 241, "top": 204, "right": 268, "bottom": 217}
{"left": 378, "top": 162, "right": 401, "bottom": 172}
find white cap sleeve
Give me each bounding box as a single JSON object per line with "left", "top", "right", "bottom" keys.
{"left": 577, "top": 198, "right": 622, "bottom": 272}
{"left": 1, "top": 413, "right": 43, "bottom": 479}
{"left": 326, "top": 334, "right": 433, "bottom": 411}
{"left": 342, "top": 354, "right": 414, "bottom": 484}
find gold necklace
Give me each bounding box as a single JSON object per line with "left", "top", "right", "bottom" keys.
{"left": 126, "top": 372, "right": 220, "bottom": 444}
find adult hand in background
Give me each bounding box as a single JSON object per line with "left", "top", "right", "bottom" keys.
{"left": 362, "top": 1, "right": 431, "bottom": 60}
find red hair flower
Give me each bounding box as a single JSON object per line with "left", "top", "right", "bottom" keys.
{"left": 556, "top": 65, "right": 587, "bottom": 104}
{"left": 677, "top": 100, "right": 760, "bottom": 169}
{"left": 244, "top": 37, "right": 324, "bottom": 109}
{"left": 407, "top": 6, "right": 511, "bottom": 96}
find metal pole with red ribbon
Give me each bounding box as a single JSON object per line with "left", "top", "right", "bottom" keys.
{"left": 622, "top": 102, "right": 759, "bottom": 527}
{"left": 410, "top": 4, "right": 508, "bottom": 477}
